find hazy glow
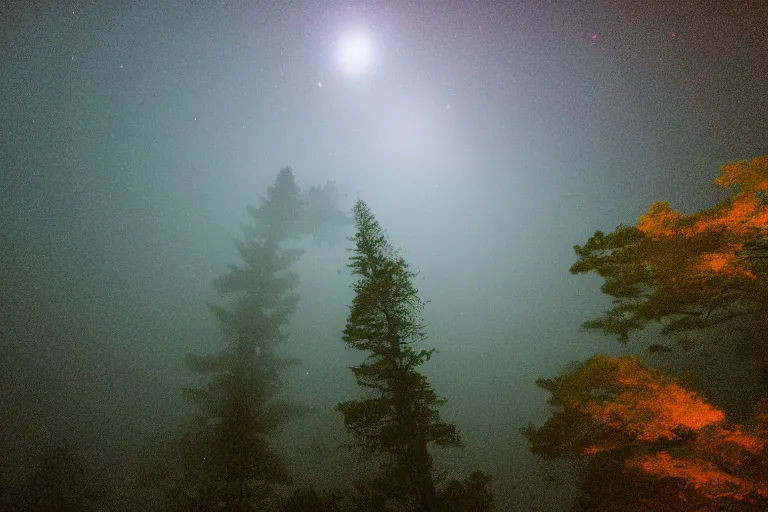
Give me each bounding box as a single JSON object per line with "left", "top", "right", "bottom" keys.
{"left": 337, "top": 32, "right": 374, "bottom": 75}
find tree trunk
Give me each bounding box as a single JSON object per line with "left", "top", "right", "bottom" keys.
{"left": 758, "top": 316, "right": 768, "bottom": 397}
{"left": 411, "top": 436, "right": 437, "bottom": 512}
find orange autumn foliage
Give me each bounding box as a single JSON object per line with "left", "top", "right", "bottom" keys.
{"left": 717, "top": 427, "right": 765, "bottom": 456}
{"left": 637, "top": 202, "right": 683, "bottom": 238}
{"left": 576, "top": 357, "right": 724, "bottom": 444}
{"left": 715, "top": 157, "right": 768, "bottom": 193}
{"left": 572, "top": 156, "right": 768, "bottom": 342}
{"left": 525, "top": 355, "right": 768, "bottom": 507}
{"left": 562, "top": 158, "right": 768, "bottom": 508}
{"left": 627, "top": 451, "right": 768, "bottom": 501}
{"left": 690, "top": 250, "right": 756, "bottom": 279}
{"left": 637, "top": 157, "right": 768, "bottom": 281}
{"left": 525, "top": 356, "right": 730, "bottom": 456}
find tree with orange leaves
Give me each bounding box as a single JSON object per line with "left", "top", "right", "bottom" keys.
{"left": 571, "top": 156, "right": 768, "bottom": 387}
{"left": 523, "top": 355, "right": 768, "bottom": 510}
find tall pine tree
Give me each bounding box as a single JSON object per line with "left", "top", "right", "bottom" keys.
{"left": 338, "top": 200, "right": 461, "bottom": 512}
{"left": 181, "top": 167, "right": 305, "bottom": 511}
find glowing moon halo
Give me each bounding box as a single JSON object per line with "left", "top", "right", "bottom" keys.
{"left": 337, "top": 31, "right": 374, "bottom": 75}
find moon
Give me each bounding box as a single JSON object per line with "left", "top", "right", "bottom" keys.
{"left": 337, "top": 31, "right": 374, "bottom": 75}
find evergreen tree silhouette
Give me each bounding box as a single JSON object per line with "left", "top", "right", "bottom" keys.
{"left": 301, "top": 181, "right": 352, "bottom": 246}
{"left": 338, "top": 200, "right": 461, "bottom": 511}
{"left": 182, "top": 167, "right": 305, "bottom": 511}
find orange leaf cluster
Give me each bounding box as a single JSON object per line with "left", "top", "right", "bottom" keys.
{"left": 702, "top": 426, "right": 766, "bottom": 475}
{"left": 714, "top": 156, "right": 768, "bottom": 193}
{"left": 636, "top": 157, "right": 768, "bottom": 281}
{"left": 627, "top": 452, "right": 768, "bottom": 501}
{"left": 637, "top": 202, "right": 682, "bottom": 238}
{"left": 689, "top": 250, "right": 757, "bottom": 279}
{"left": 578, "top": 357, "right": 724, "bottom": 443}
{"left": 567, "top": 356, "right": 768, "bottom": 504}
{"left": 529, "top": 354, "right": 768, "bottom": 507}
{"left": 717, "top": 427, "right": 765, "bottom": 456}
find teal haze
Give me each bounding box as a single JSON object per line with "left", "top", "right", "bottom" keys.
{"left": 1, "top": 0, "right": 767, "bottom": 509}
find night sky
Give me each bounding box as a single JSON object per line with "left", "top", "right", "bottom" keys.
{"left": 2, "top": 0, "right": 768, "bottom": 509}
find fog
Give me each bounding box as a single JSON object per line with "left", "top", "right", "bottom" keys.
{"left": 2, "top": 0, "right": 767, "bottom": 510}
